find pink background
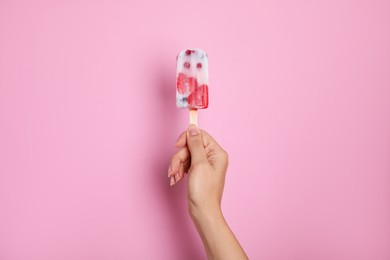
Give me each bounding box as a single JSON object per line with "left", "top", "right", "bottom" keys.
{"left": 0, "top": 0, "right": 389, "bottom": 259}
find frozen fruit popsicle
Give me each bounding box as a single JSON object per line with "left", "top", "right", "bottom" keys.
{"left": 176, "top": 48, "right": 209, "bottom": 126}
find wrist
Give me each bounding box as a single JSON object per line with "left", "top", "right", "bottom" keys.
{"left": 189, "top": 203, "right": 223, "bottom": 223}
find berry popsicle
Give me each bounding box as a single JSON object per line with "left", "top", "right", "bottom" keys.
{"left": 176, "top": 48, "right": 209, "bottom": 126}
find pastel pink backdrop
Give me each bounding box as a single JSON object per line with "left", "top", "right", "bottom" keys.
{"left": 0, "top": 0, "right": 389, "bottom": 259}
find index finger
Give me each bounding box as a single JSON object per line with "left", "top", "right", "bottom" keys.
{"left": 175, "top": 131, "right": 187, "bottom": 148}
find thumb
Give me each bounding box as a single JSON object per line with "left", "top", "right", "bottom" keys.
{"left": 186, "top": 124, "right": 208, "bottom": 165}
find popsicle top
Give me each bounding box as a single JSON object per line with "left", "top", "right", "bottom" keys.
{"left": 176, "top": 49, "right": 209, "bottom": 109}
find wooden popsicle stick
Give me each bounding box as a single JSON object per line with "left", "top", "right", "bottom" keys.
{"left": 189, "top": 109, "right": 198, "bottom": 126}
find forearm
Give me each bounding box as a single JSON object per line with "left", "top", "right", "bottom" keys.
{"left": 190, "top": 207, "right": 248, "bottom": 260}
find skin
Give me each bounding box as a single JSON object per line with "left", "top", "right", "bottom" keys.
{"left": 168, "top": 124, "right": 248, "bottom": 260}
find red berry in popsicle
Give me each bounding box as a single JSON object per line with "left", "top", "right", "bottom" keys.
{"left": 176, "top": 73, "right": 188, "bottom": 94}
{"left": 188, "top": 77, "right": 198, "bottom": 93}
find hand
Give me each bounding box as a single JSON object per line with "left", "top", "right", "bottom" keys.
{"left": 168, "top": 125, "right": 248, "bottom": 260}
{"left": 168, "top": 124, "right": 229, "bottom": 214}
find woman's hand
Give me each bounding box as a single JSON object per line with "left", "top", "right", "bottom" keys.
{"left": 168, "top": 125, "right": 248, "bottom": 260}
{"left": 168, "top": 124, "right": 229, "bottom": 215}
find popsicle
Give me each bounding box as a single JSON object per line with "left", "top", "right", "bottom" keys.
{"left": 176, "top": 48, "right": 209, "bottom": 126}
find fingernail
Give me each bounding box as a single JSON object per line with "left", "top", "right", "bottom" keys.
{"left": 188, "top": 124, "right": 200, "bottom": 136}
{"left": 168, "top": 166, "right": 171, "bottom": 177}
{"left": 170, "top": 176, "right": 175, "bottom": 186}
{"left": 175, "top": 173, "right": 180, "bottom": 182}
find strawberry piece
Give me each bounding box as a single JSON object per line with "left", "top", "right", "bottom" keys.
{"left": 188, "top": 77, "right": 198, "bottom": 93}
{"left": 188, "top": 92, "right": 196, "bottom": 107}
{"left": 198, "top": 84, "right": 209, "bottom": 108}
{"left": 188, "top": 84, "right": 208, "bottom": 108}
{"left": 176, "top": 73, "right": 188, "bottom": 94}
